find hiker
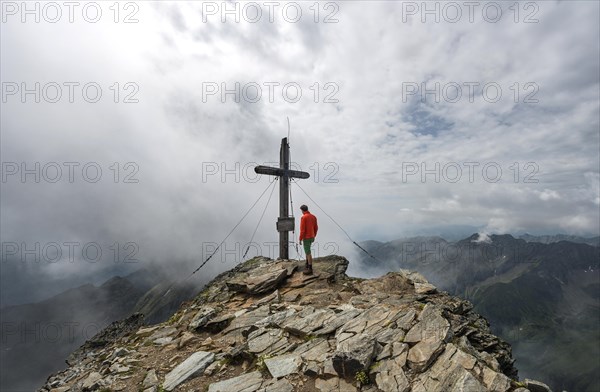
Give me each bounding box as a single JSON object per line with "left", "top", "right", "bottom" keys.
{"left": 299, "top": 204, "right": 318, "bottom": 275}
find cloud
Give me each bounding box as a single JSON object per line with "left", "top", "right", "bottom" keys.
{"left": 1, "top": 1, "right": 598, "bottom": 296}
{"left": 539, "top": 189, "right": 561, "bottom": 201}
{"left": 472, "top": 233, "right": 492, "bottom": 244}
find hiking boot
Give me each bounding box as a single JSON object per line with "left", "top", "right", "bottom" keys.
{"left": 303, "top": 265, "right": 313, "bottom": 275}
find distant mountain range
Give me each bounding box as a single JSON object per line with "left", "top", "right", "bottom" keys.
{"left": 518, "top": 233, "right": 600, "bottom": 247}
{"left": 357, "top": 234, "right": 600, "bottom": 392}
{"left": 0, "top": 265, "right": 202, "bottom": 392}
{"left": 2, "top": 233, "right": 598, "bottom": 391}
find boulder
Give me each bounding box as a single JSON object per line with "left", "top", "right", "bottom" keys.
{"left": 332, "top": 333, "right": 377, "bottom": 377}
{"left": 227, "top": 265, "right": 288, "bottom": 295}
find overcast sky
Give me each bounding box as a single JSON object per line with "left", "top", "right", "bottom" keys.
{"left": 1, "top": 1, "right": 599, "bottom": 290}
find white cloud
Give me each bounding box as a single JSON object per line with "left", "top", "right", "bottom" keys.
{"left": 1, "top": 1, "right": 598, "bottom": 286}
{"left": 539, "top": 189, "right": 561, "bottom": 201}
{"left": 472, "top": 232, "right": 492, "bottom": 244}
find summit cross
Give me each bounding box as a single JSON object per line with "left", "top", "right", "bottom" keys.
{"left": 254, "top": 137, "right": 310, "bottom": 259}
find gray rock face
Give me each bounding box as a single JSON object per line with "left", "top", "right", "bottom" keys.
{"left": 227, "top": 264, "right": 288, "bottom": 295}
{"left": 152, "top": 337, "right": 173, "bottom": 345}
{"left": 524, "top": 379, "right": 553, "bottom": 392}
{"left": 414, "top": 282, "right": 437, "bottom": 294}
{"left": 204, "top": 312, "right": 236, "bottom": 333}
{"left": 264, "top": 355, "right": 302, "bottom": 378}
{"left": 256, "top": 308, "right": 297, "bottom": 328}
{"left": 408, "top": 339, "right": 445, "bottom": 372}
{"left": 247, "top": 327, "right": 289, "bottom": 355}
{"left": 372, "top": 341, "right": 409, "bottom": 392}
{"left": 189, "top": 307, "right": 216, "bottom": 330}
{"left": 262, "top": 378, "right": 294, "bottom": 392}
{"left": 405, "top": 304, "right": 451, "bottom": 372}
{"left": 207, "top": 371, "right": 264, "bottom": 392}
{"left": 412, "top": 344, "right": 488, "bottom": 392}
{"left": 109, "top": 363, "right": 130, "bottom": 373}
{"left": 314, "top": 255, "right": 350, "bottom": 282}
{"left": 292, "top": 336, "right": 331, "bottom": 363}
{"left": 81, "top": 371, "right": 102, "bottom": 390}
{"left": 375, "top": 367, "right": 410, "bottom": 392}
{"left": 312, "top": 308, "right": 361, "bottom": 335}
{"left": 315, "top": 377, "right": 357, "bottom": 392}
{"left": 414, "top": 364, "right": 487, "bottom": 392}
{"left": 482, "top": 367, "right": 511, "bottom": 391}
{"left": 142, "top": 369, "right": 158, "bottom": 388}
{"left": 332, "top": 333, "right": 377, "bottom": 377}
{"left": 163, "top": 351, "right": 215, "bottom": 391}
{"left": 335, "top": 304, "right": 413, "bottom": 349}
{"left": 405, "top": 304, "right": 450, "bottom": 343}
{"left": 147, "top": 326, "right": 177, "bottom": 341}
{"left": 223, "top": 305, "right": 271, "bottom": 334}
{"left": 279, "top": 306, "right": 340, "bottom": 336}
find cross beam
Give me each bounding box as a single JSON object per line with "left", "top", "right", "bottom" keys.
{"left": 254, "top": 137, "right": 310, "bottom": 259}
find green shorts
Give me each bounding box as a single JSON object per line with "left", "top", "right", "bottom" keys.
{"left": 303, "top": 238, "right": 315, "bottom": 255}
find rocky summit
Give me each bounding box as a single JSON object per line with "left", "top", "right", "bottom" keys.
{"left": 39, "top": 255, "right": 552, "bottom": 392}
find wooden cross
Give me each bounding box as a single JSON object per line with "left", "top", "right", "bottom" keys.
{"left": 254, "top": 137, "right": 310, "bottom": 259}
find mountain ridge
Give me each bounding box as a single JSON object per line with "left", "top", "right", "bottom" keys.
{"left": 518, "top": 233, "right": 600, "bottom": 247}
{"left": 39, "top": 255, "right": 551, "bottom": 392}
{"left": 356, "top": 235, "right": 600, "bottom": 391}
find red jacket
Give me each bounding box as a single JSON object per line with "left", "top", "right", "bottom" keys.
{"left": 299, "top": 211, "right": 318, "bottom": 241}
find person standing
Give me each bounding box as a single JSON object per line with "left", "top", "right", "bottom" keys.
{"left": 299, "top": 204, "right": 318, "bottom": 275}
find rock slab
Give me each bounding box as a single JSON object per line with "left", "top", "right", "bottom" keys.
{"left": 163, "top": 351, "right": 215, "bottom": 391}
{"left": 208, "top": 371, "right": 264, "bottom": 392}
